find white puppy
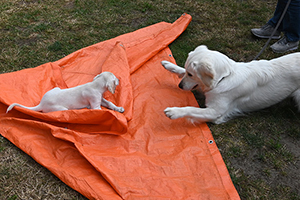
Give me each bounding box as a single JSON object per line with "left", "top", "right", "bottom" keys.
{"left": 162, "top": 45, "right": 300, "bottom": 124}
{"left": 6, "top": 71, "right": 125, "bottom": 113}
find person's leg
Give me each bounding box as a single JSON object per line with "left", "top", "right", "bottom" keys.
{"left": 267, "top": 0, "right": 288, "bottom": 31}
{"left": 270, "top": 0, "right": 300, "bottom": 53}
{"left": 282, "top": 0, "right": 300, "bottom": 42}
{"left": 251, "top": 0, "right": 284, "bottom": 39}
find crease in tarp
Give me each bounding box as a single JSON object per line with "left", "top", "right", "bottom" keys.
{"left": 0, "top": 14, "right": 240, "bottom": 199}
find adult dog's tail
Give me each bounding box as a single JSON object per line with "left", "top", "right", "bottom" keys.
{"left": 6, "top": 103, "right": 42, "bottom": 113}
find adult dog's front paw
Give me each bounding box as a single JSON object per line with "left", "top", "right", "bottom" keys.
{"left": 161, "top": 61, "right": 176, "bottom": 72}
{"left": 161, "top": 61, "right": 185, "bottom": 78}
{"left": 164, "top": 107, "right": 184, "bottom": 119}
{"left": 161, "top": 60, "right": 172, "bottom": 67}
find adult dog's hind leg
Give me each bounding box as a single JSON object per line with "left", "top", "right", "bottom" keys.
{"left": 161, "top": 61, "right": 186, "bottom": 78}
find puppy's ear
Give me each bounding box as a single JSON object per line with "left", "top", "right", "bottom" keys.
{"left": 107, "top": 78, "right": 119, "bottom": 94}
{"left": 196, "top": 62, "right": 215, "bottom": 88}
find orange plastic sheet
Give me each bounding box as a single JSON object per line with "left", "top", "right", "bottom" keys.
{"left": 0, "top": 14, "right": 240, "bottom": 199}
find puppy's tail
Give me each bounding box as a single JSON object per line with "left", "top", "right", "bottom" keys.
{"left": 6, "top": 103, "right": 42, "bottom": 113}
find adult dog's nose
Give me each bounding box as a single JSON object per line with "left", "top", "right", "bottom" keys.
{"left": 178, "top": 81, "right": 184, "bottom": 89}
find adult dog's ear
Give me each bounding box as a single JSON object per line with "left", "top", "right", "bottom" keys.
{"left": 196, "top": 62, "right": 215, "bottom": 88}
{"left": 107, "top": 78, "right": 119, "bottom": 94}
{"left": 193, "top": 45, "right": 208, "bottom": 53}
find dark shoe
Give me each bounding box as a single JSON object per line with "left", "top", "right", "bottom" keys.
{"left": 270, "top": 37, "right": 299, "bottom": 53}
{"left": 251, "top": 24, "right": 281, "bottom": 39}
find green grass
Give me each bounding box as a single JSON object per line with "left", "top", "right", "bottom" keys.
{"left": 0, "top": 0, "right": 299, "bottom": 199}
{"left": 209, "top": 100, "right": 300, "bottom": 199}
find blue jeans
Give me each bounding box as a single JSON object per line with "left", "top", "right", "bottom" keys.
{"left": 268, "top": 0, "right": 300, "bottom": 42}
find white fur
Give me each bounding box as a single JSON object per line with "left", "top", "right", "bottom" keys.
{"left": 162, "top": 45, "right": 300, "bottom": 124}
{"left": 6, "top": 71, "right": 125, "bottom": 113}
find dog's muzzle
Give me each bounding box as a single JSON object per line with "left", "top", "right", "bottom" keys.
{"left": 178, "top": 81, "right": 198, "bottom": 91}
{"left": 178, "top": 81, "right": 184, "bottom": 89}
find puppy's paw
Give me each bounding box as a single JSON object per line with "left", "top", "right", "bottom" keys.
{"left": 115, "top": 107, "right": 125, "bottom": 113}
{"left": 164, "top": 107, "right": 184, "bottom": 119}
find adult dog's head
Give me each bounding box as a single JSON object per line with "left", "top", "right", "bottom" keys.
{"left": 179, "top": 45, "right": 233, "bottom": 93}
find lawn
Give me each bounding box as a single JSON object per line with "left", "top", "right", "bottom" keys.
{"left": 0, "top": 0, "right": 299, "bottom": 199}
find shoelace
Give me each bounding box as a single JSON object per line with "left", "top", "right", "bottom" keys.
{"left": 262, "top": 24, "right": 272, "bottom": 30}
{"left": 277, "top": 37, "right": 288, "bottom": 45}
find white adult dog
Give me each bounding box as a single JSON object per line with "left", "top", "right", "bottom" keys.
{"left": 6, "top": 71, "right": 125, "bottom": 113}
{"left": 162, "top": 45, "right": 300, "bottom": 124}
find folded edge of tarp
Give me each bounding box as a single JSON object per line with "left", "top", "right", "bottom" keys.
{"left": 201, "top": 123, "right": 240, "bottom": 200}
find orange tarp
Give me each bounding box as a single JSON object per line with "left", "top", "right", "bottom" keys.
{"left": 0, "top": 14, "right": 240, "bottom": 199}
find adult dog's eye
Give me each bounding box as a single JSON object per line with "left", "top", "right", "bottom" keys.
{"left": 187, "top": 72, "right": 192, "bottom": 77}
